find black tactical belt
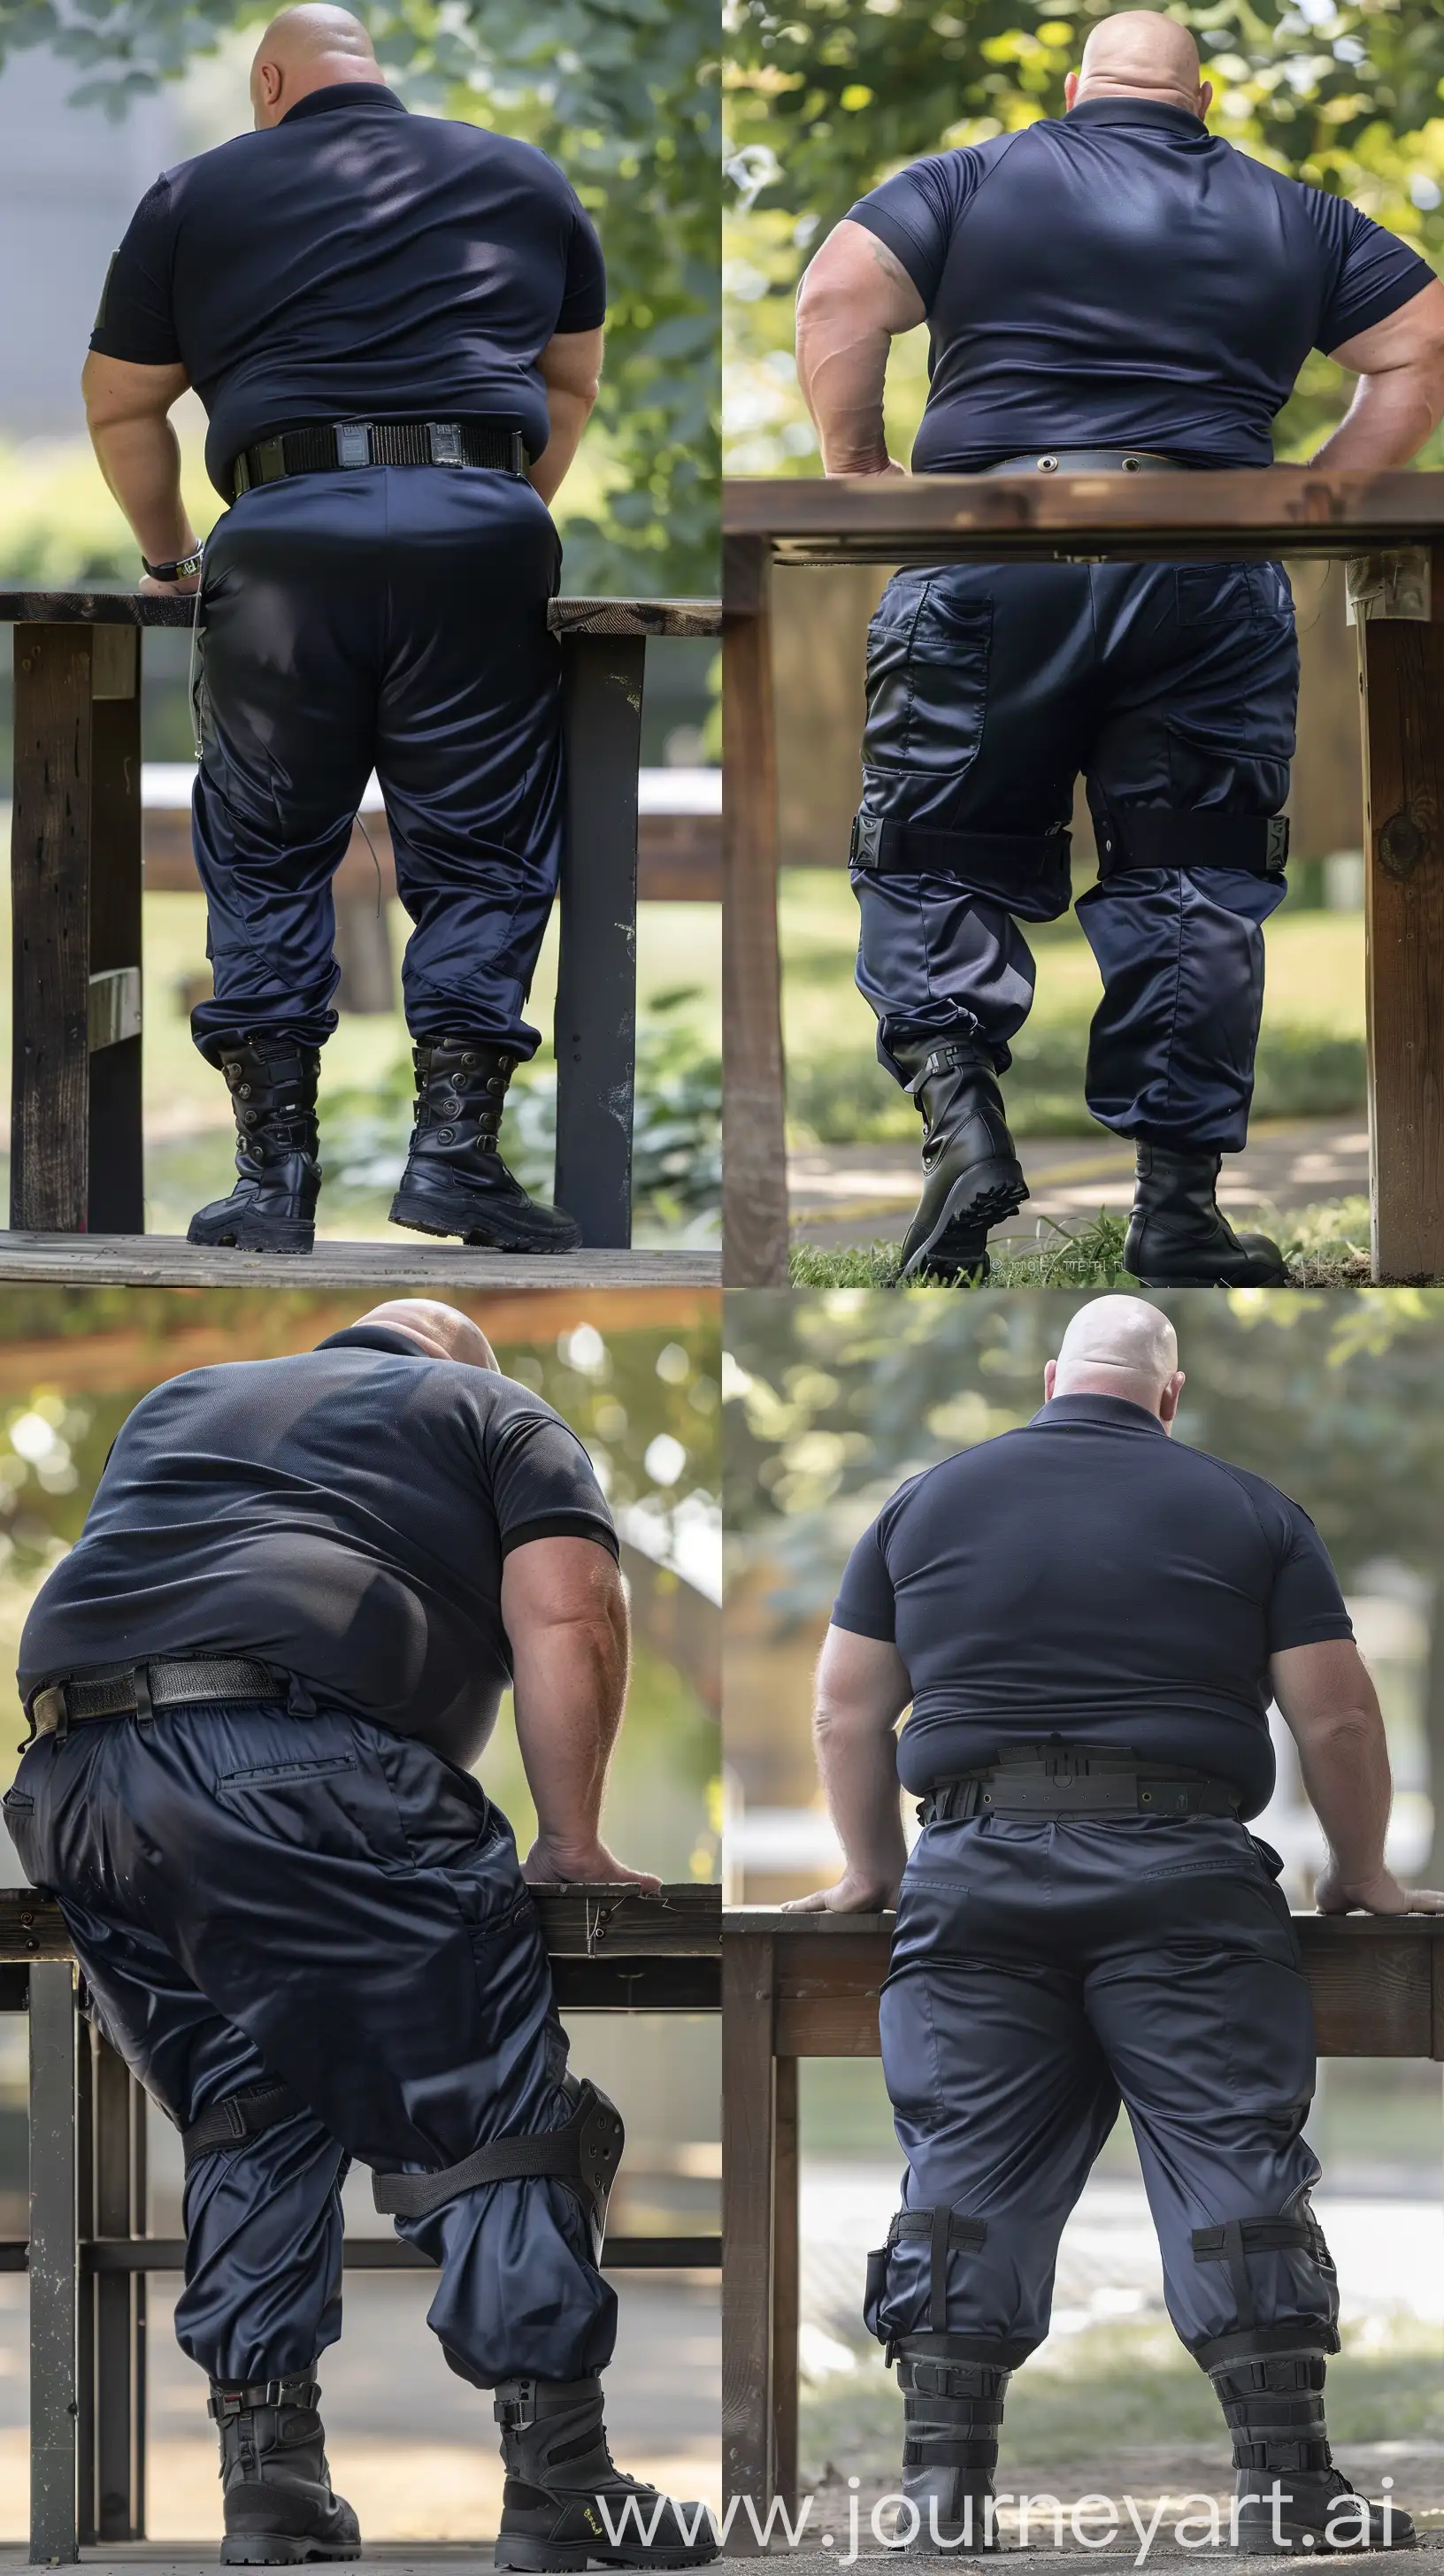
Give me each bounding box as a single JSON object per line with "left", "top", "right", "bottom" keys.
{"left": 231, "top": 417, "right": 528, "bottom": 502}
{"left": 981, "top": 448, "right": 1178, "bottom": 475}
{"left": 921, "top": 1746, "right": 1242, "bottom": 1824}
{"left": 27, "top": 1657, "right": 281, "bottom": 1740}
{"left": 850, "top": 811, "right": 1071, "bottom": 897}
{"left": 1096, "top": 809, "right": 1290, "bottom": 881}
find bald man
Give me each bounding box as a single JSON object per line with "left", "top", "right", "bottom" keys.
{"left": 795, "top": 14, "right": 1444, "bottom": 1286}
{"left": 3, "top": 1300, "right": 715, "bottom": 2569}
{"left": 787, "top": 1294, "right": 1440, "bottom": 2550}
{"left": 81, "top": 4, "right": 607, "bottom": 1259}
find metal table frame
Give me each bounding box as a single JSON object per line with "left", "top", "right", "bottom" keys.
{"left": 1, "top": 1881, "right": 720, "bottom": 2562}
{"left": 1, "top": 592, "right": 718, "bottom": 1257}
{"left": 721, "top": 470, "right": 1444, "bottom": 1285}
{"left": 719, "top": 1905, "right": 1444, "bottom": 2531}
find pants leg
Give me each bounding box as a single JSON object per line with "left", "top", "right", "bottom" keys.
{"left": 375, "top": 470, "right": 565, "bottom": 1060}
{"left": 853, "top": 564, "right": 1095, "bottom": 1079}
{"left": 188, "top": 478, "right": 384, "bottom": 1065}
{"left": 1077, "top": 562, "right": 1300, "bottom": 1150}
{"left": 871, "top": 1821, "right": 1119, "bottom": 2355}
{"left": 8, "top": 1699, "right": 616, "bottom": 2389}
{"left": 1080, "top": 1818, "right": 1338, "bottom": 2356}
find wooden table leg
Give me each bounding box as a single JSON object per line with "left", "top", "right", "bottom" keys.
{"left": 1359, "top": 544, "right": 1444, "bottom": 1281}
{"left": 88, "top": 628, "right": 144, "bottom": 1234}
{"left": 555, "top": 634, "right": 643, "bottom": 1246}
{"left": 723, "top": 537, "right": 788, "bottom": 1285}
{"left": 722, "top": 1929, "right": 779, "bottom": 2542}
{"left": 772, "top": 2054, "right": 800, "bottom": 2512}
{"left": 28, "top": 1960, "right": 80, "bottom": 2564}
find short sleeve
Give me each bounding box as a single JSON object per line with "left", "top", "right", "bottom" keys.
{"left": 847, "top": 150, "right": 979, "bottom": 312}
{"left": 557, "top": 196, "right": 606, "bottom": 334}
{"left": 1312, "top": 193, "right": 1436, "bottom": 352}
{"left": 1266, "top": 1500, "right": 1354, "bottom": 1652}
{"left": 831, "top": 1517, "right": 897, "bottom": 1643}
{"left": 489, "top": 1408, "right": 619, "bottom": 1561}
{"left": 89, "top": 175, "right": 183, "bottom": 366}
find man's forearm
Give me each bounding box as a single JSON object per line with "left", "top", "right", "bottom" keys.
{"left": 531, "top": 391, "right": 594, "bottom": 506}
{"left": 1294, "top": 1710, "right": 1393, "bottom": 1886}
{"left": 512, "top": 1608, "right": 627, "bottom": 1859}
{"left": 88, "top": 415, "right": 196, "bottom": 567}
{"left": 1311, "top": 364, "right": 1444, "bottom": 468}
{"left": 796, "top": 313, "right": 895, "bottom": 475}
{"left": 815, "top": 1702, "right": 908, "bottom": 1898}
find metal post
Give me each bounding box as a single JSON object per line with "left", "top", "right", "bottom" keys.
{"left": 80, "top": 2026, "right": 148, "bottom": 2542}
{"left": 27, "top": 1961, "right": 79, "bottom": 2564}
{"left": 554, "top": 634, "right": 645, "bottom": 1246}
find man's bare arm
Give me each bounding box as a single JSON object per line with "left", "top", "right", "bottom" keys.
{"left": 500, "top": 1534, "right": 658, "bottom": 1890}
{"left": 1271, "top": 1637, "right": 1443, "bottom": 1913}
{"left": 81, "top": 352, "right": 200, "bottom": 593}
{"left": 531, "top": 326, "right": 603, "bottom": 506}
{"left": 1313, "top": 278, "right": 1444, "bottom": 468}
{"left": 795, "top": 219, "right": 926, "bottom": 477}
{"left": 781, "top": 1624, "right": 913, "bottom": 1913}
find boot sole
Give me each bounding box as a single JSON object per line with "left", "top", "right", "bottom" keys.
{"left": 188, "top": 1217, "right": 315, "bottom": 1256}
{"left": 389, "top": 1185, "right": 580, "bottom": 1256}
{"left": 219, "top": 2541, "right": 361, "bottom": 2564}
{"left": 493, "top": 2545, "right": 718, "bottom": 2571}
{"left": 900, "top": 1164, "right": 1028, "bottom": 1284}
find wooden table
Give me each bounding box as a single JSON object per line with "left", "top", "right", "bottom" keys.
{"left": 0, "top": 1882, "right": 719, "bottom": 2562}
{"left": 720, "top": 1905, "right": 1444, "bottom": 2521}
{"left": 722, "top": 471, "right": 1444, "bottom": 1285}
{"left": 2, "top": 592, "right": 718, "bottom": 1261}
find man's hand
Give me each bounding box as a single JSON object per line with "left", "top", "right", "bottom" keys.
{"left": 781, "top": 1868, "right": 899, "bottom": 1915}
{"left": 522, "top": 1833, "right": 661, "bottom": 1894}
{"left": 796, "top": 220, "right": 926, "bottom": 476}
{"left": 1315, "top": 1861, "right": 1444, "bottom": 1916}
{"left": 138, "top": 571, "right": 202, "bottom": 599}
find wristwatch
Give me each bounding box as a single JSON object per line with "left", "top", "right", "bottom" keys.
{"left": 142, "top": 548, "right": 204, "bottom": 582}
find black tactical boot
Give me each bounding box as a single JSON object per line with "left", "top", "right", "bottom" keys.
{"left": 895, "top": 2337, "right": 1014, "bottom": 2552}
{"left": 1124, "top": 1144, "right": 1287, "bottom": 1287}
{"left": 894, "top": 1039, "right": 1028, "bottom": 1285}
{"left": 492, "top": 2375, "right": 718, "bottom": 2570}
{"left": 389, "top": 1039, "right": 581, "bottom": 1254}
{"left": 188, "top": 1039, "right": 321, "bottom": 1255}
{"left": 209, "top": 2369, "right": 360, "bottom": 2564}
{"left": 1204, "top": 2340, "right": 1415, "bottom": 2553}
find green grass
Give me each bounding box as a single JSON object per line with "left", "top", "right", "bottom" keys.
{"left": 789, "top": 1204, "right": 1374, "bottom": 1291}
{"left": 801, "top": 2319, "right": 1444, "bottom": 2487}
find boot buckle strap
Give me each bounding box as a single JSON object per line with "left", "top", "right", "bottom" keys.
{"left": 494, "top": 2380, "right": 539, "bottom": 2430}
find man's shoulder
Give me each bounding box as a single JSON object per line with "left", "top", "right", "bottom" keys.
{"left": 1176, "top": 1440, "right": 1309, "bottom": 1537}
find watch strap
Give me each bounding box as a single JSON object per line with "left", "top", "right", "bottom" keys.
{"left": 142, "top": 548, "right": 204, "bottom": 582}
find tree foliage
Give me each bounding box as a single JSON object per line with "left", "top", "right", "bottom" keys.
{"left": 724, "top": 0, "right": 1444, "bottom": 471}
{"left": 0, "top": 0, "right": 718, "bottom": 593}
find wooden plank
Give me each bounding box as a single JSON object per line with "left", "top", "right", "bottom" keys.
{"left": 772, "top": 2054, "right": 799, "bottom": 2513}
{"left": 1, "top": 1884, "right": 719, "bottom": 1966}
{"left": 0, "top": 1235, "right": 719, "bottom": 1286}
{"left": 12, "top": 625, "right": 93, "bottom": 1230}
{"left": 28, "top": 1962, "right": 79, "bottom": 2563}
{"left": 723, "top": 469, "right": 1444, "bottom": 566}
{"left": 722, "top": 1930, "right": 779, "bottom": 2530}
{"left": 555, "top": 635, "right": 644, "bottom": 1246}
{"left": 87, "top": 625, "right": 145, "bottom": 1236}
{"left": 0, "top": 593, "right": 720, "bottom": 638}
{"left": 1359, "top": 542, "right": 1444, "bottom": 1282}
{"left": 722, "top": 535, "right": 788, "bottom": 1286}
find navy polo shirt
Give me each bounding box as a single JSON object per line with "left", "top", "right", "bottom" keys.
{"left": 89, "top": 81, "right": 607, "bottom": 497}
{"left": 19, "top": 1325, "right": 618, "bottom": 1767}
{"left": 848, "top": 98, "right": 1434, "bottom": 472}
{"left": 831, "top": 1392, "right": 1353, "bottom": 1816}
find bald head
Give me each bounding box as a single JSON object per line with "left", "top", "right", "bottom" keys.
{"left": 1065, "top": 12, "right": 1210, "bottom": 119}
{"left": 1045, "top": 1295, "right": 1184, "bottom": 1425}
{"left": 348, "top": 1300, "right": 499, "bottom": 1371}
{"left": 250, "top": 6, "right": 384, "bottom": 129}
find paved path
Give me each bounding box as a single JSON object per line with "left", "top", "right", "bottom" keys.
{"left": 789, "top": 1121, "right": 1369, "bottom": 1254}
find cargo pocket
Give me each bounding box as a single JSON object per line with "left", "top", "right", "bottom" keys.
{"left": 215, "top": 1748, "right": 412, "bottom": 1867}
{"left": 864, "top": 577, "right": 993, "bottom": 781}
{"left": 863, "top": 2239, "right": 892, "bottom": 2339}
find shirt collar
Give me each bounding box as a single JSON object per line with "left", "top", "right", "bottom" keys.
{"left": 315, "top": 1324, "right": 430, "bottom": 1360}
{"left": 1029, "top": 1392, "right": 1169, "bottom": 1435}
{"left": 1064, "top": 96, "right": 1208, "bottom": 140}
{"left": 280, "top": 82, "right": 408, "bottom": 126}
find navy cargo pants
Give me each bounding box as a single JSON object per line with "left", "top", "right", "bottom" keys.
{"left": 865, "top": 1813, "right": 1339, "bottom": 2359}
{"left": 854, "top": 560, "right": 1300, "bottom": 1153}
{"left": 3, "top": 1699, "right": 616, "bottom": 2388}
{"left": 189, "top": 466, "right": 564, "bottom": 1070}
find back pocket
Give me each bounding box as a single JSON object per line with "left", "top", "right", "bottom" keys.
{"left": 215, "top": 1749, "right": 411, "bottom": 1867}
{"left": 864, "top": 578, "right": 993, "bottom": 780}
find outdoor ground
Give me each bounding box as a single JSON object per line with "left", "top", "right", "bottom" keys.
{"left": 780, "top": 878, "right": 1375, "bottom": 1288}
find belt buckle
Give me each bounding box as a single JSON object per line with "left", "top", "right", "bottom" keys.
{"left": 850, "top": 811, "right": 883, "bottom": 870}
{"left": 30, "top": 1684, "right": 67, "bottom": 1740}
{"left": 429, "top": 421, "right": 462, "bottom": 466}
{"left": 1265, "top": 817, "right": 1289, "bottom": 878}
{"left": 337, "top": 422, "right": 371, "bottom": 470}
